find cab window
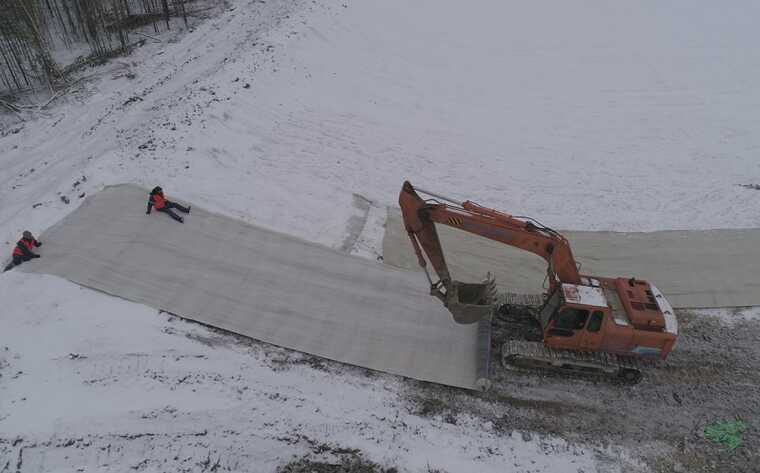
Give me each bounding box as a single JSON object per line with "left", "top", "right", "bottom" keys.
{"left": 555, "top": 308, "right": 589, "bottom": 330}
{"left": 586, "top": 311, "right": 604, "bottom": 332}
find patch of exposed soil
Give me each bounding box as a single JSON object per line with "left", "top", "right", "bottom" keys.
{"left": 406, "top": 309, "right": 760, "bottom": 472}
{"left": 278, "top": 452, "right": 398, "bottom": 473}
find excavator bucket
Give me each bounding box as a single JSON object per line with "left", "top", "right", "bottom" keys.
{"left": 444, "top": 276, "right": 498, "bottom": 324}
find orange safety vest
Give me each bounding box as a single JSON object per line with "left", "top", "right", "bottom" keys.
{"left": 152, "top": 193, "right": 166, "bottom": 210}
{"left": 12, "top": 238, "right": 36, "bottom": 257}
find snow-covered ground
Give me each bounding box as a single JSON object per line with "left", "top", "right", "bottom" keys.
{"left": 697, "top": 306, "right": 760, "bottom": 326}
{"left": 1, "top": 272, "right": 645, "bottom": 472}
{"left": 2, "top": 0, "right": 760, "bottom": 247}
{"left": 2, "top": 0, "right": 759, "bottom": 471}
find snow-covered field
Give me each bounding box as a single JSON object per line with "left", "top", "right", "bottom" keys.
{"left": 2, "top": 0, "right": 760, "bottom": 246}
{"left": 2, "top": 0, "right": 759, "bottom": 471}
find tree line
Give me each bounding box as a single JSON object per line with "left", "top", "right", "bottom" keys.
{"left": 1, "top": 0, "right": 191, "bottom": 95}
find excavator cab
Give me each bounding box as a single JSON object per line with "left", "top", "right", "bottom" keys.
{"left": 536, "top": 279, "right": 678, "bottom": 360}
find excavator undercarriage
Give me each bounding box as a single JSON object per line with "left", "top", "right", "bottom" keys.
{"left": 501, "top": 339, "right": 648, "bottom": 384}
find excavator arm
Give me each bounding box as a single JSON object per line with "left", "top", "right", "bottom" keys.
{"left": 399, "top": 181, "right": 581, "bottom": 324}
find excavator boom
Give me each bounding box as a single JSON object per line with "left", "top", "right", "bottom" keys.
{"left": 399, "top": 181, "right": 581, "bottom": 323}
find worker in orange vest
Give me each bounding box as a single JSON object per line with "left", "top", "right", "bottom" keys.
{"left": 146, "top": 186, "right": 191, "bottom": 223}
{"left": 4, "top": 231, "right": 42, "bottom": 272}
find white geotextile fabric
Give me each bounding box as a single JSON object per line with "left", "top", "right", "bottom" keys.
{"left": 383, "top": 209, "right": 760, "bottom": 309}
{"left": 21, "top": 185, "right": 481, "bottom": 389}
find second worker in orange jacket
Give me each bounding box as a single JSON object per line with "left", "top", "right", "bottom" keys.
{"left": 146, "top": 186, "right": 191, "bottom": 223}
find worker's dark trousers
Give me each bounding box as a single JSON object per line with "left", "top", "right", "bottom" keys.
{"left": 3, "top": 255, "right": 31, "bottom": 272}
{"left": 158, "top": 201, "right": 190, "bottom": 222}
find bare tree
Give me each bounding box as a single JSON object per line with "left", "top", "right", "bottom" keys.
{"left": 1, "top": 0, "right": 198, "bottom": 96}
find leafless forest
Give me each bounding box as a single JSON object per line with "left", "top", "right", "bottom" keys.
{"left": 0, "top": 0, "right": 197, "bottom": 96}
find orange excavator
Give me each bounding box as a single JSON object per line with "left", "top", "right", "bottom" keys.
{"left": 400, "top": 181, "right": 678, "bottom": 383}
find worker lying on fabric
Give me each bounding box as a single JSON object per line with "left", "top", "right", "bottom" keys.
{"left": 146, "top": 186, "right": 191, "bottom": 223}
{"left": 4, "top": 231, "right": 42, "bottom": 272}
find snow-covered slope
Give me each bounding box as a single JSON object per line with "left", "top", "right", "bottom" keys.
{"left": 2, "top": 0, "right": 760, "bottom": 249}
{"left": 240, "top": 0, "right": 760, "bottom": 232}
{"left": 2, "top": 0, "right": 760, "bottom": 471}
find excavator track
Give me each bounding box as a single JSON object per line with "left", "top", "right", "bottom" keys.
{"left": 497, "top": 292, "right": 544, "bottom": 307}
{"left": 501, "top": 339, "right": 654, "bottom": 384}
